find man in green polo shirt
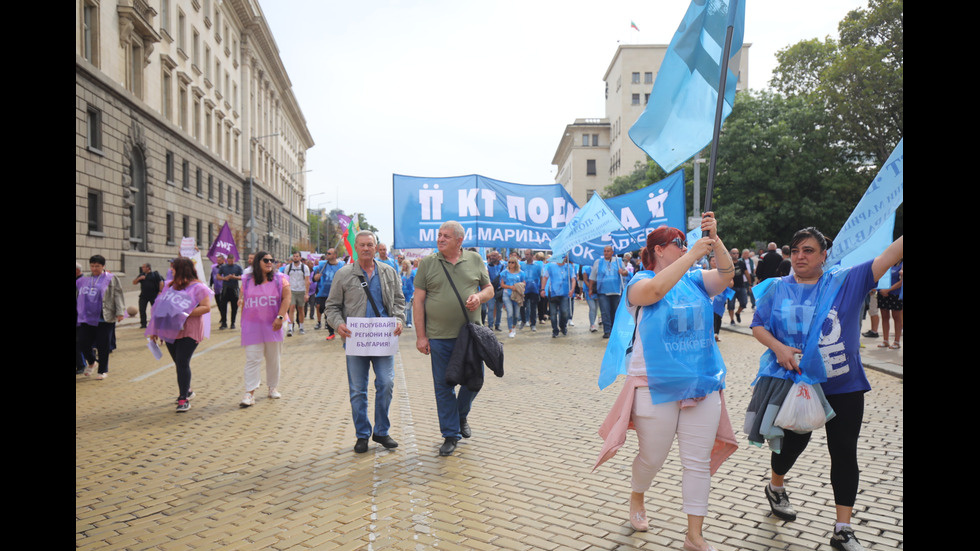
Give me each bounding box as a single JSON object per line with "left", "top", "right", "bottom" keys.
{"left": 413, "top": 221, "right": 493, "bottom": 456}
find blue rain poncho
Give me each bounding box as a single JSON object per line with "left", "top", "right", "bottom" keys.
{"left": 598, "top": 270, "right": 725, "bottom": 404}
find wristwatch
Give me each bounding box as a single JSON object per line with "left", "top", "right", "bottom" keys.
{"left": 276, "top": 315, "right": 284, "bottom": 320}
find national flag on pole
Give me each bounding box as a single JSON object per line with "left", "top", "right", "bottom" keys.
{"left": 207, "top": 222, "right": 240, "bottom": 262}
{"left": 629, "top": 0, "right": 745, "bottom": 172}
{"left": 549, "top": 194, "right": 622, "bottom": 260}
{"left": 345, "top": 213, "right": 360, "bottom": 262}
{"left": 630, "top": 20, "right": 640, "bottom": 31}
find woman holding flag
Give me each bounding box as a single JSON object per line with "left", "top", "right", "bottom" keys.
{"left": 593, "top": 212, "right": 736, "bottom": 551}
{"left": 749, "top": 228, "right": 903, "bottom": 551}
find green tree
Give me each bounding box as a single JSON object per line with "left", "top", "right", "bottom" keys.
{"left": 711, "top": 91, "right": 867, "bottom": 246}
{"left": 772, "top": 0, "right": 903, "bottom": 169}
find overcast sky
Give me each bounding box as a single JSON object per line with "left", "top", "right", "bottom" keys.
{"left": 261, "top": 0, "right": 867, "bottom": 246}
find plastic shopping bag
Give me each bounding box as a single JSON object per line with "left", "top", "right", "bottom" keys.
{"left": 773, "top": 381, "right": 833, "bottom": 434}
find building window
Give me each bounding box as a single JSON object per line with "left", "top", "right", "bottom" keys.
{"left": 592, "top": 134, "right": 599, "bottom": 146}
{"left": 632, "top": 93, "right": 640, "bottom": 105}
{"left": 196, "top": 168, "right": 203, "bottom": 196}
{"left": 235, "top": 190, "right": 240, "bottom": 213}
{"left": 208, "top": 174, "right": 214, "bottom": 201}
{"left": 178, "top": 84, "right": 188, "bottom": 130}
{"left": 192, "top": 29, "right": 200, "bottom": 70}
{"left": 196, "top": 219, "right": 203, "bottom": 246}
{"left": 87, "top": 190, "right": 103, "bottom": 234}
{"left": 182, "top": 160, "right": 190, "bottom": 190}
{"left": 586, "top": 189, "right": 596, "bottom": 201}
{"left": 81, "top": 1, "right": 100, "bottom": 67}
{"left": 177, "top": 10, "right": 186, "bottom": 54}
{"left": 182, "top": 215, "right": 190, "bottom": 240}
{"left": 193, "top": 97, "right": 201, "bottom": 139}
{"left": 645, "top": 93, "right": 650, "bottom": 105}
{"left": 160, "top": 0, "right": 170, "bottom": 35}
{"left": 645, "top": 72, "right": 653, "bottom": 84}
{"left": 86, "top": 105, "right": 103, "bottom": 153}
{"left": 166, "top": 151, "right": 175, "bottom": 185}
{"left": 581, "top": 134, "right": 589, "bottom": 147}
{"left": 632, "top": 72, "right": 640, "bottom": 84}
{"left": 587, "top": 159, "right": 597, "bottom": 176}
{"left": 162, "top": 69, "right": 173, "bottom": 121}
{"left": 128, "top": 42, "right": 144, "bottom": 98}
{"left": 166, "top": 212, "right": 175, "bottom": 244}
{"left": 219, "top": 181, "right": 224, "bottom": 205}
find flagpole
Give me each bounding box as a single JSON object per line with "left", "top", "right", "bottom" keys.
{"left": 702, "top": 0, "right": 741, "bottom": 226}
{"left": 599, "top": 195, "right": 643, "bottom": 252}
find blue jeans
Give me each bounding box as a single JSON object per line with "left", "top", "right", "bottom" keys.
{"left": 585, "top": 296, "right": 598, "bottom": 327}
{"left": 429, "top": 338, "right": 479, "bottom": 439}
{"left": 503, "top": 292, "right": 519, "bottom": 330}
{"left": 549, "top": 296, "right": 569, "bottom": 335}
{"left": 346, "top": 355, "right": 395, "bottom": 439}
{"left": 486, "top": 295, "right": 503, "bottom": 329}
{"left": 598, "top": 293, "right": 621, "bottom": 335}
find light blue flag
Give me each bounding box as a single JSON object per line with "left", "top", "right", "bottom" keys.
{"left": 826, "top": 139, "right": 904, "bottom": 268}
{"left": 629, "top": 0, "right": 745, "bottom": 172}
{"left": 549, "top": 194, "right": 622, "bottom": 260}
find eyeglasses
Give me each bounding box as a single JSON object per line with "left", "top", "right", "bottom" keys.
{"left": 663, "top": 237, "right": 686, "bottom": 249}
{"left": 261, "top": 258, "right": 275, "bottom": 264}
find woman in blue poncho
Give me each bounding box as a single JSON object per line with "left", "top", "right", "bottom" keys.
{"left": 750, "top": 228, "right": 903, "bottom": 551}
{"left": 596, "top": 213, "right": 735, "bottom": 551}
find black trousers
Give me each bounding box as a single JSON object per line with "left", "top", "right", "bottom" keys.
{"left": 771, "top": 391, "right": 864, "bottom": 507}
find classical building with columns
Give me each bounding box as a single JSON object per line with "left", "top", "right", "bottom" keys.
{"left": 76, "top": 0, "right": 314, "bottom": 275}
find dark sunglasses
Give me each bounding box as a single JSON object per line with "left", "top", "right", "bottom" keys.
{"left": 261, "top": 258, "right": 276, "bottom": 264}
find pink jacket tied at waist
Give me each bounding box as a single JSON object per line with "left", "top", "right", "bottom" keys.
{"left": 593, "top": 376, "right": 738, "bottom": 474}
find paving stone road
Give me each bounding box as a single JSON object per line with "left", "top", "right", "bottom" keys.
{"left": 77, "top": 306, "right": 902, "bottom": 550}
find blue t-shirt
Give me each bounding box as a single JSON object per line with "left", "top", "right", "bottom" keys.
{"left": 314, "top": 262, "right": 343, "bottom": 298}
{"left": 521, "top": 261, "right": 542, "bottom": 294}
{"left": 544, "top": 262, "right": 570, "bottom": 296}
{"left": 500, "top": 270, "right": 525, "bottom": 299}
{"left": 751, "top": 260, "right": 875, "bottom": 395}
{"left": 593, "top": 257, "right": 625, "bottom": 295}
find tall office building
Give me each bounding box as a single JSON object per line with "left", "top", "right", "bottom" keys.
{"left": 76, "top": 0, "right": 314, "bottom": 274}
{"left": 553, "top": 43, "right": 749, "bottom": 205}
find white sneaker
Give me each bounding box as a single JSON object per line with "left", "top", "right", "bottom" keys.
{"left": 268, "top": 388, "right": 281, "bottom": 399}
{"left": 96, "top": 372, "right": 108, "bottom": 380}
{"left": 83, "top": 362, "right": 97, "bottom": 377}
{"left": 508, "top": 330, "right": 516, "bottom": 338}
{"left": 590, "top": 324, "right": 598, "bottom": 333}
{"left": 240, "top": 393, "right": 255, "bottom": 407}
{"left": 568, "top": 320, "right": 575, "bottom": 326}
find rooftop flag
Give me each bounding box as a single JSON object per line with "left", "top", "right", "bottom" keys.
{"left": 628, "top": 0, "right": 745, "bottom": 173}
{"left": 631, "top": 20, "right": 640, "bottom": 31}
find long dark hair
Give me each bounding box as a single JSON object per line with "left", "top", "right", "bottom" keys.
{"left": 170, "top": 257, "right": 198, "bottom": 290}
{"left": 251, "top": 251, "right": 275, "bottom": 284}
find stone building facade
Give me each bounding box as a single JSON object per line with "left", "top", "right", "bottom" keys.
{"left": 76, "top": 0, "right": 314, "bottom": 276}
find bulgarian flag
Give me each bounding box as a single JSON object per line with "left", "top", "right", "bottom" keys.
{"left": 630, "top": 20, "right": 640, "bottom": 31}
{"left": 337, "top": 213, "right": 352, "bottom": 259}
{"left": 345, "top": 213, "right": 360, "bottom": 263}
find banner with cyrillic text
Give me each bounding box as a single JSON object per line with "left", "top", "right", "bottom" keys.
{"left": 392, "top": 174, "right": 577, "bottom": 250}
{"left": 345, "top": 317, "right": 399, "bottom": 357}
{"left": 566, "top": 170, "right": 687, "bottom": 265}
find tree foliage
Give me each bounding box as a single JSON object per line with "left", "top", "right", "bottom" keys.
{"left": 711, "top": 91, "right": 866, "bottom": 247}
{"left": 772, "top": 0, "right": 903, "bottom": 168}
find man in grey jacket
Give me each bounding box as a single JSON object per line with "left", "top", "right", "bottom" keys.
{"left": 325, "top": 231, "right": 406, "bottom": 454}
